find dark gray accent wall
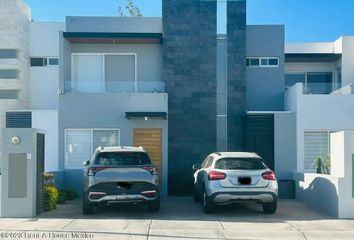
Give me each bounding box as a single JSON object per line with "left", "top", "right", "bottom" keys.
{"left": 163, "top": 0, "right": 217, "bottom": 195}
{"left": 227, "top": 1, "right": 247, "bottom": 151}
{"left": 246, "top": 25, "right": 285, "bottom": 111}
{"left": 36, "top": 133, "right": 45, "bottom": 215}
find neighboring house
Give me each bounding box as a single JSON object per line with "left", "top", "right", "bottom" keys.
{"left": 1, "top": 0, "right": 354, "bottom": 217}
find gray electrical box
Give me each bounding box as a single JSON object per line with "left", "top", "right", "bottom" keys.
{"left": 0, "top": 128, "right": 45, "bottom": 218}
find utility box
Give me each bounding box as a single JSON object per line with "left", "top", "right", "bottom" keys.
{"left": 0, "top": 128, "right": 45, "bottom": 218}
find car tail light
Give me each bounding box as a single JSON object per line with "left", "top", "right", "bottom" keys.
{"left": 141, "top": 190, "right": 157, "bottom": 198}
{"left": 208, "top": 171, "right": 226, "bottom": 181}
{"left": 87, "top": 166, "right": 107, "bottom": 176}
{"left": 142, "top": 166, "right": 157, "bottom": 175}
{"left": 89, "top": 192, "right": 106, "bottom": 200}
{"left": 262, "top": 171, "right": 276, "bottom": 181}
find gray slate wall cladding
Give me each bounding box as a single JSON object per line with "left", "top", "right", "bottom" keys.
{"left": 163, "top": 0, "right": 217, "bottom": 194}
{"left": 227, "top": 1, "right": 246, "bottom": 151}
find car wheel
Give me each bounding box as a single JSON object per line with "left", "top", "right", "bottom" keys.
{"left": 148, "top": 199, "right": 160, "bottom": 212}
{"left": 193, "top": 185, "right": 201, "bottom": 202}
{"left": 202, "top": 188, "right": 214, "bottom": 214}
{"left": 82, "top": 196, "right": 94, "bottom": 215}
{"left": 262, "top": 199, "right": 277, "bottom": 214}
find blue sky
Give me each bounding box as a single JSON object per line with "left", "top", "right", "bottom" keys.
{"left": 25, "top": 0, "right": 354, "bottom": 43}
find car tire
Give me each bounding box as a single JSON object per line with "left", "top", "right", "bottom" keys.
{"left": 262, "top": 199, "right": 277, "bottom": 214}
{"left": 82, "top": 194, "right": 93, "bottom": 215}
{"left": 193, "top": 185, "right": 201, "bottom": 202}
{"left": 148, "top": 199, "right": 160, "bottom": 212}
{"left": 202, "top": 188, "right": 214, "bottom": 214}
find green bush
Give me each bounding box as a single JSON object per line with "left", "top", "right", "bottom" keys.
{"left": 44, "top": 184, "right": 59, "bottom": 211}
{"left": 58, "top": 189, "right": 78, "bottom": 204}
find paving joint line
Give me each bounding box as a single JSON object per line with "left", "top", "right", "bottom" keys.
{"left": 146, "top": 219, "right": 152, "bottom": 240}
{"left": 286, "top": 221, "right": 308, "bottom": 240}
{"left": 60, "top": 219, "right": 76, "bottom": 231}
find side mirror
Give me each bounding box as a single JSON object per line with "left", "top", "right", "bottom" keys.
{"left": 83, "top": 160, "right": 90, "bottom": 166}
{"left": 192, "top": 164, "right": 200, "bottom": 170}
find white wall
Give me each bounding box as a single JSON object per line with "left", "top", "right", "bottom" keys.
{"left": 32, "top": 110, "right": 59, "bottom": 172}
{"left": 30, "top": 22, "right": 65, "bottom": 57}
{"left": 274, "top": 112, "right": 297, "bottom": 179}
{"left": 341, "top": 37, "right": 354, "bottom": 86}
{"left": 331, "top": 131, "right": 354, "bottom": 218}
{"left": 285, "top": 83, "right": 354, "bottom": 172}
{"left": 29, "top": 22, "right": 65, "bottom": 109}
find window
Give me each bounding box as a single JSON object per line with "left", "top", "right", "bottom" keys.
{"left": 268, "top": 58, "right": 279, "bottom": 66}
{"left": 0, "top": 69, "right": 19, "bottom": 79}
{"left": 105, "top": 55, "right": 135, "bottom": 92}
{"left": 304, "top": 131, "right": 332, "bottom": 172}
{"left": 48, "top": 58, "right": 59, "bottom": 65}
{"left": 246, "top": 57, "right": 279, "bottom": 68}
{"left": 30, "top": 58, "right": 47, "bottom": 67}
{"left": 30, "top": 57, "right": 59, "bottom": 67}
{"left": 285, "top": 72, "right": 335, "bottom": 94}
{"left": 72, "top": 53, "right": 136, "bottom": 93}
{"left": 0, "top": 90, "right": 20, "bottom": 99}
{"left": 306, "top": 72, "right": 333, "bottom": 94}
{"left": 65, "top": 129, "right": 119, "bottom": 169}
{"left": 94, "top": 152, "right": 151, "bottom": 166}
{"left": 285, "top": 73, "right": 306, "bottom": 89}
{"left": 0, "top": 49, "right": 18, "bottom": 59}
{"left": 216, "top": 158, "right": 266, "bottom": 170}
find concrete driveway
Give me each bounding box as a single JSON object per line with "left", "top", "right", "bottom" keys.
{"left": 0, "top": 197, "right": 354, "bottom": 240}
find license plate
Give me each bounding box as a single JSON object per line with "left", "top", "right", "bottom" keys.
{"left": 238, "top": 177, "right": 251, "bottom": 185}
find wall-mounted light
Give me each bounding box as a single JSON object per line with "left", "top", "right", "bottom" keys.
{"left": 11, "top": 136, "right": 21, "bottom": 145}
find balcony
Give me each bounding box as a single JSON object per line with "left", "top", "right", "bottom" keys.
{"left": 302, "top": 83, "right": 353, "bottom": 95}
{"left": 64, "top": 80, "right": 165, "bottom": 94}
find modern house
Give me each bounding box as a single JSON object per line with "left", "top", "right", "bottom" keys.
{"left": 1, "top": 0, "right": 354, "bottom": 217}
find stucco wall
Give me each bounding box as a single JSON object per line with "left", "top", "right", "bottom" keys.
{"left": 32, "top": 110, "right": 58, "bottom": 172}
{"left": 246, "top": 25, "right": 285, "bottom": 111}
{"left": 274, "top": 112, "right": 297, "bottom": 179}
{"left": 29, "top": 22, "right": 65, "bottom": 109}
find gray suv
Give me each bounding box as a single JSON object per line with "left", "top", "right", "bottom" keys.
{"left": 82, "top": 146, "right": 160, "bottom": 214}
{"left": 193, "top": 152, "right": 278, "bottom": 214}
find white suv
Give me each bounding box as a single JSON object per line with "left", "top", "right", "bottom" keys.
{"left": 192, "top": 152, "right": 278, "bottom": 214}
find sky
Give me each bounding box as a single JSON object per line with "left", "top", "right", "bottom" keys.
{"left": 25, "top": 0, "right": 354, "bottom": 43}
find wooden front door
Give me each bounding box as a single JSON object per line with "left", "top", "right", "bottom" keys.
{"left": 133, "top": 128, "right": 163, "bottom": 180}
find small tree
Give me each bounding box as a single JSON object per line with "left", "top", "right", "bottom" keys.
{"left": 118, "top": 0, "right": 142, "bottom": 17}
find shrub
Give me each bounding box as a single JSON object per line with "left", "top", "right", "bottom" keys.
{"left": 58, "top": 189, "right": 78, "bottom": 204}
{"left": 44, "top": 184, "right": 59, "bottom": 211}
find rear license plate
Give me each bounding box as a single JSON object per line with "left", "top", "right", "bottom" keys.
{"left": 238, "top": 177, "right": 251, "bottom": 185}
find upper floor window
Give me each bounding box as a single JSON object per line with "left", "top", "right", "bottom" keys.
{"left": 0, "top": 69, "right": 19, "bottom": 79}
{"left": 0, "top": 49, "right": 18, "bottom": 59}
{"left": 0, "top": 90, "right": 20, "bottom": 100}
{"left": 285, "top": 72, "right": 339, "bottom": 94}
{"left": 30, "top": 57, "right": 59, "bottom": 67}
{"left": 71, "top": 53, "right": 136, "bottom": 93}
{"left": 246, "top": 57, "right": 279, "bottom": 68}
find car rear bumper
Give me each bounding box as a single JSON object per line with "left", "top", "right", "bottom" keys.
{"left": 88, "top": 192, "right": 159, "bottom": 204}
{"left": 85, "top": 181, "right": 159, "bottom": 204}
{"left": 210, "top": 191, "right": 277, "bottom": 204}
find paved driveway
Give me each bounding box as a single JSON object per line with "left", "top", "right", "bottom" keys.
{"left": 0, "top": 197, "right": 354, "bottom": 240}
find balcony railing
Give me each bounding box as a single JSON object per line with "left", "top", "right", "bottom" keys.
{"left": 286, "top": 83, "right": 352, "bottom": 95}
{"left": 64, "top": 81, "right": 165, "bottom": 93}
{"left": 303, "top": 83, "right": 352, "bottom": 95}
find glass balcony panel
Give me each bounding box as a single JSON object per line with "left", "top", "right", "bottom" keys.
{"left": 64, "top": 81, "right": 165, "bottom": 93}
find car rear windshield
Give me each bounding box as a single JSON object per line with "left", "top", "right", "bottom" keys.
{"left": 215, "top": 158, "right": 267, "bottom": 170}
{"left": 94, "top": 152, "right": 151, "bottom": 166}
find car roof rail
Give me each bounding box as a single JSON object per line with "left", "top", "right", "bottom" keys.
{"left": 212, "top": 152, "right": 222, "bottom": 156}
